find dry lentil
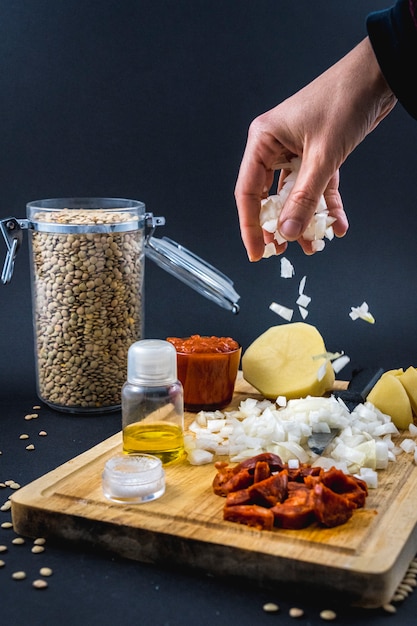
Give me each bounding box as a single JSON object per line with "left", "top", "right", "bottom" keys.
{"left": 289, "top": 607, "right": 304, "bottom": 618}
{"left": 30, "top": 209, "right": 143, "bottom": 411}
{"left": 262, "top": 602, "right": 279, "bottom": 613}
{"left": 39, "top": 567, "right": 53, "bottom": 577}
{"left": 32, "top": 579, "right": 48, "bottom": 589}
{"left": 319, "top": 609, "right": 337, "bottom": 621}
{"left": 12, "top": 537, "right": 25, "bottom": 545}
{"left": 12, "top": 570, "right": 27, "bottom": 580}
{"left": 34, "top": 537, "right": 46, "bottom": 545}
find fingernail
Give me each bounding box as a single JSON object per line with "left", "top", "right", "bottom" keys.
{"left": 279, "top": 219, "right": 303, "bottom": 240}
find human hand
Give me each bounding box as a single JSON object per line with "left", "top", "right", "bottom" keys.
{"left": 235, "top": 37, "right": 397, "bottom": 261}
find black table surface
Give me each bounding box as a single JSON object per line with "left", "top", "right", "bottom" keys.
{"left": 1, "top": 389, "right": 415, "bottom": 626}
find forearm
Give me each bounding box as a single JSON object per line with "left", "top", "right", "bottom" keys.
{"left": 367, "top": 0, "right": 417, "bottom": 119}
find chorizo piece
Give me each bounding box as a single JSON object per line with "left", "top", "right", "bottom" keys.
{"left": 248, "top": 470, "right": 289, "bottom": 507}
{"left": 312, "top": 483, "right": 356, "bottom": 527}
{"left": 223, "top": 504, "right": 274, "bottom": 531}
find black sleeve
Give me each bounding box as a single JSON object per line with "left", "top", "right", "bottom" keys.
{"left": 367, "top": 0, "right": 417, "bottom": 119}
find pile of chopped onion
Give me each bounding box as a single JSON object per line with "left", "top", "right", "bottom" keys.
{"left": 260, "top": 157, "right": 335, "bottom": 256}
{"left": 184, "top": 394, "right": 417, "bottom": 489}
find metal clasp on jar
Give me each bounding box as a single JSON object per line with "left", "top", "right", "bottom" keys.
{"left": 0, "top": 218, "right": 29, "bottom": 284}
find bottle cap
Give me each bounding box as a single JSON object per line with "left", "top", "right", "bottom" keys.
{"left": 127, "top": 339, "right": 178, "bottom": 385}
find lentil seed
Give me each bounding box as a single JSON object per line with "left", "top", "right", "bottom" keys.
{"left": 12, "top": 537, "right": 25, "bottom": 545}
{"left": 392, "top": 592, "right": 406, "bottom": 602}
{"left": 32, "top": 579, "right": 48, "bottom": 589}
{"left": 320, "top": 609, "right": 337, "bottom": 621}
{"left": 262, "top": 602, "right": 279, "bottom": 613}
{"left": 289, "top": 607, "right": 304, "bottom": 618}
{"left": 39, "top": 567, "right": 53, "bottom": 576}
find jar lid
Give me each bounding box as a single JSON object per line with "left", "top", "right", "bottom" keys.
{"left": 145, "top": 236, "right": 240, "bottom": 314}
{"left": 102, "top": 454, "right": 165, "bottom": 504}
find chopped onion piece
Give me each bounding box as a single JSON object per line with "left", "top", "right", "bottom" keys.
{"left": 349, "top": 301, "right": 375, "bottom": 324}
{"left": 409, "top": 423, "right": 417, "bottom": 437}
{"left": 263, "top": 242, "right": 277, "bottom": 258}
{"left": 298, "top": 306, "right": 309, "bottom": 319}
{"left": 400, "top": 438, "right": 416, "bottom": 454}
{"left": 276, "top": 395, "right": 287, "bottom": 407}
{"left": 288, "top": 458, "right": 300, "bottom": 469}
{"left": 296, "top": 293, "right": 311, "bottom": 308}
{"left": 280, "top": 257, "right": 295, "bottom": 278}
{"left": 298, "top": 275, "right": 307, "bottom": 295}
{"left": 332, "top": 354, "right": 351, "bottom": 374}
{"left": 186, "top": 448, "right": 214, "bottom": 465}
{"left": 269, "top": 301, "right": 294, "bottom": 321}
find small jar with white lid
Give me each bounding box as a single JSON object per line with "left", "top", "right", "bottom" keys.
{"left": 122, "top": 339, "right": 184, "bottom": 464}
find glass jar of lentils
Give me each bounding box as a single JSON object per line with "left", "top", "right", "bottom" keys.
{"left": 27, "top": 198, "right": 147, "bottom": 413}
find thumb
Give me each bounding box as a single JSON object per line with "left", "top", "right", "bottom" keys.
{"left": 278, "top": 158, "right": 332, "bottom": 241}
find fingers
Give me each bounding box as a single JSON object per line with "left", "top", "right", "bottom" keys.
{"left": 278, "top": 159, "right": 348, "bottom": 245}
{"left": 234, "top": 141, "right": 275, "bottom": 261}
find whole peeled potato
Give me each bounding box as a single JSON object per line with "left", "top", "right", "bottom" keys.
{"left": 242, "top": 322, "right": 335, "bottom": 400}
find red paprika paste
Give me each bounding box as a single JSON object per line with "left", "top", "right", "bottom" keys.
{"left": 166, "top": 335, "right": 241, "bottom": 412}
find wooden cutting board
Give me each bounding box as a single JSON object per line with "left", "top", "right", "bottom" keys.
{"left": 11, "top": 375, "right": 417, "bottom": 608}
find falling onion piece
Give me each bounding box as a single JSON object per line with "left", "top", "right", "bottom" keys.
{"left": 296, "top": 293, "right": 311, "bottom": 308}
{"left": 269, "top": 302, "right": 294, "bottom": 321}
{"left": 313, "top": 350, "right": 350, "bottom": 380}
{"left": 349, "top": 302, "right": 375, "bottom": 324}
{"left": 299, "top": 306, "right": 309, "bottom": 320}
{"left": 280, "top": 257, "right": 295, "bottom": 278}
{"left": 260, "top": 157, "right": 332, "bottom": 253}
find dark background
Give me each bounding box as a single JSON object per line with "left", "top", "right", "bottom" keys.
{"left": 1, "top": 0, "right": 416, "bottom": 396}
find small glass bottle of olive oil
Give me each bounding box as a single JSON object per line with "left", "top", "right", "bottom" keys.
{"left": 122, "top": 339, "right": 184, "bottom": 464}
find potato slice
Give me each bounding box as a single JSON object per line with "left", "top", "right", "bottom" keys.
{"left": 367, "top": 373, "right": 413, "bottom": 429}
{"left": 398, "top": 366, "right": 417, "bottom": 416}
{"left": 242, "top": 322, "right": 335, "bottom": 400}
